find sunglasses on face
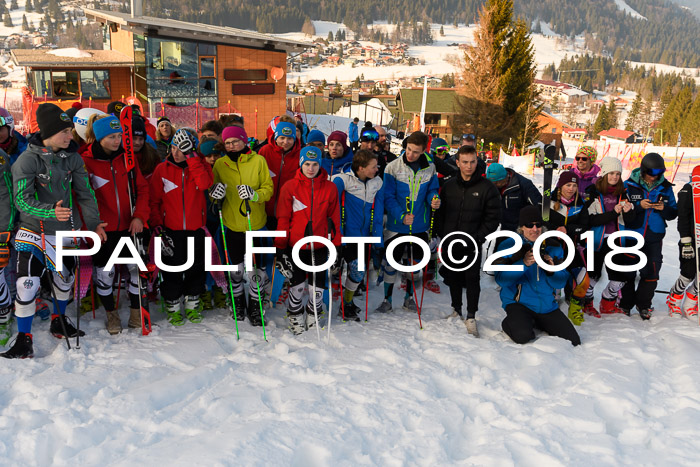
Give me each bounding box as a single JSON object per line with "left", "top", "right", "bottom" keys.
{"left": 645, "top": 168, "right": 665, "bottom": 176}
{"left": 575, "top": 157, "right": 589, "bottom": 161}
{"left": 523, "top": 222, "right": 542, "bottom": 229}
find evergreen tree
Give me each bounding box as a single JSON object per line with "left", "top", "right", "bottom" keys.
{"left": 301, "top": 18, "right": 315, "bottom": 36}
{"left": 656, "top": 86, "right": 692, "bottom": 144}
{"left": 625, "top": 94, "right": 643, "bottom": 131}
{"left": 440, "top": 25, "right": 445, "bottom": 36}
{"left": 593, "top": 105, "right": 609, "bottom": 138}
{"left": 550, "top": 94, "right": 559, "bottom": 113}
{"left": 3, "top": 13, "right": 13, "bottom": 27}
{"left": 10, "top": 0, "right": 17, "bottom": 9}
{"left": 21, "top": 13, "right": 28, "bottom": 30}
{"left": 35, "top": 0, "right": 42, "bottom": 13}
{"left": 453, "top": 0, "right": 539, "bottom": 145}
{"left": 680, "top": 96, "right": 700, "bottom": 146}
{"left": 327, "top": 31, "right": 333, "bottom": 41}
{"left": 25, "top": 0, "right": 32, "bottom": 12}
{"left": 607, "top": 100, "right": 618, "bottom": 130}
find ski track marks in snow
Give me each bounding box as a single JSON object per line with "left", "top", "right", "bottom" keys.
{"left": 4, "top": 165, "right": 700, "bottom": 463}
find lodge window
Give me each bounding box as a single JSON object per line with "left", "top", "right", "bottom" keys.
{"left": 80, "top": 70, "right": 111, "bottom": 99}
{"left": 424, "top": 113, "right": 440, "bottom": 125}
{"left": 30, "top": 69, "right": 110, "bottom": 99}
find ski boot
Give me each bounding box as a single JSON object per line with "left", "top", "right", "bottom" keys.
{"left": 567, "top": 298, "right": 584, "bottom": 325}
{"left": 247, "top": 293, "right": 265, "bottom": 327}
{"left": 666, "top": 292, "right": 683, "bottom": 317}
{"left": 374, "top": 300, "right": 393, "bottom": 313}
{"left": 184, "top": 295, "right": 203, "bottom": 323}
{"left": 638, "top": 306, "right": 653, "bottom": 321}
{"left": 212, "top": 286, "right": 227, "bottom": 309}
{"left": 331, "top": 281, "right": 342, "bottom": 302}
{"left": 228, "top": 294, "right": 246, "bottom": 321}
{"left": 339, "top": 300, "right": 361, "bottom": 322}
{"left": 0, "top": 332, "right": 33, "bottom": 359}
{"left": 105, "top": 309, "right": 122, "bottom": 335}
{"left": 423, "top": 272, "right": 441, "bottom": 294}
{"left": 287, "top": 310, "right": 305, "bottom": 335}
{"left": 600, "top": 298, "right": 624, "bottom": 315}
{"left": 682, "top": 292, "right": 698, "bottom": 318}
{"left": 306, "top": 301, "right": 325, "bottom": 329}
{"left": 200, "top": 289, "right": 213, "bottom": 311}
{"left": 36, "top": 298, "right": 51, "bottom": 321}
{"left": 50, "top": 314, "right": 85, "bottom": 338}
{"left": 465, "top": 318, "right": 479, "bottom": 337}
{"left": 128, "top": 308, "right": 142, "bottom": 329}
{"left": 403, "top": 296, "right": 417, "bottom": 312}
{"left": 164, "top": 299, "right": 185, "bottom": 326}
{"left": 582, "top": 299, "right": 601, "bottom": 318}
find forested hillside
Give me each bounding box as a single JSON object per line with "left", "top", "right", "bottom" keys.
{"left": 109, "top": 0, "right": 700, "bottom": 67}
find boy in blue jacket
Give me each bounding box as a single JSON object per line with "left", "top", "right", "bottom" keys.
{"left": 495, "top": 205, "right": 581, "bottom": 346}
{"left": 376, "top": 131, "right": 440, "bottom": 313}
{"left": 621, "top": 153, "right": 678, "bottom": 319}
{"left": 332, "top": 149, "right": 384, "bottom": 321}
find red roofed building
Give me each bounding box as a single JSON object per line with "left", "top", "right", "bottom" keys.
{"left": 598, "top": 128, "right": 636, "bottom": 144}
{"left": 563, "top": 128, "right": 587, "bottom": 140}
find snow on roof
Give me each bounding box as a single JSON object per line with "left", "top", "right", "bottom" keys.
{"left": 561, "top": 88, "right": 588, "bottom": 97}
{"left": 47, "top": 48, "right": 92, "bottom": 58}
{"left": 563, "top": 128, "right": 586, "bottom": 133}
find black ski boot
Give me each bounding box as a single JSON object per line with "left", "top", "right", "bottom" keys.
{"left": 248, "top": 293, "right": 265, "bottom": 327}
{"left": 50, "top": 315, "right": 85, "bottom": 338}
{"left": 229, "top": 294, "right": 246, "bottom": 321}
{"left": 340, "top": 300, "right": 362, "bottom": 322}
{"left": 638, "top": 307, "right": 653, "bottom": 320}
{"left": 1, "top": 332, "right": 34, "bottom": 359}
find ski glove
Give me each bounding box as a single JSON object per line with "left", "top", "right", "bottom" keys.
{"left": 210, "top": 182, "right": 227, "bottom": 200}
{"left": 681, "top": 237, "right": 695, "bottom": 259}
{"left": 237, "top": 184, "right": 258, "bottom": 202}
{"left": 172, "top": 129, "right": 196, "bottom": 155}
{"left": 0, "top": 231, "right": 9, "bottom": 269}
{"left": 276, "top": 249, "right": 294, "bottom": 279}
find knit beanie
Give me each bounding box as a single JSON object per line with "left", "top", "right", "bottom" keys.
{"left": 307, "top": 129, "right": 325, "bottom": 145}
{"left": 274, "top": 121, "right": 296, "bottom": 141}
{"left": 107, "top": 101, "right": 126, "bottom": 116}
{"left": 36, "top": 103, "right": 73, "bottom": 140}
{"left": 92, "top": 116, "right": 122, "bottom": 142}
{"left": 300, "top": 146, "right": 322, "bottom": 166}
{"left": 556, "top": 171, "right": 578, "bottom": 189}
{"left": 157, "top": 116, "right": 171, "bottom": 126}
{"left": 576, "top": 145, "right": 598, "bottom": 162}
{"left": 222, "top": 125, "right": 248, "bottom": 143}
{"left": 519, "top": 205, "right": 543, "bottom": 227}
{"left": 485, "top": 163, "right": 507, "bottom": 182}
{"left": 327, "top": 130, "right": 348, "bottom": 150}
{"left": 598, "top": 157, "right": 623, "bottom": 178}
{"left": 199, "top": 139, "right": 219, "bottom": 157}
{"left": 132, "top": 115, "right": 146, "bottom": 137}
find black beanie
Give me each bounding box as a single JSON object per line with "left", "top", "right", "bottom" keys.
{"left": 36, "top": 103, "right": 73, "bottom": 140}
{"left": 519, "top": 205, "right": 543, "bottom": 227}
{"left": 132, "top": 115, "right": 146, "bottom": 137}
{"left": 107, "top": 101, "right": 126, "bottom": 116}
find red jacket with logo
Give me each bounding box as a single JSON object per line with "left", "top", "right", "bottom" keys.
{"left": 81, "top": 142, "right": 150, "bottom": 232}
{"left": 274, "top": 168, "right": 342, "bottom": 250}
{"left": 258, "top": 134, "right": 301, "bottom": 218}
{"left": 149, "top": 155, "right": 213, "bottom": 231}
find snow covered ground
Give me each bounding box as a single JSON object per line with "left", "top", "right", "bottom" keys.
{"left": 2, "top": 146, "right": 700, "bottom": 464}
{"left": 280, "top": 21, "right": 581, "bottom": 85}
{"left": 613, "top": 0, "right": 648, "bottom": 20}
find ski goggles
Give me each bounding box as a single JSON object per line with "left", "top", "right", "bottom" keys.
{"left": 644, "top": 167, "right": 666, "bottom": 176}
{"left": 360, "top": 132, "right": 379, "bottom": 142}
{"left": 434, "top": 145, "right": 450, "bottom": 154}
{"left": 462, "top": 133, "right": 476, "bottom": 140}
{"left": 523, "top": 222, "right": 542, "bottom": 229}
{"left": 0, "top": 116, "right": 8, "bottom": 127}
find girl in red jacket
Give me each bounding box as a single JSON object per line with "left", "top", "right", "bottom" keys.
{"left": 82, "top": 115, "right": 150, "bottom": 335}
{"left": 274, "top": 146, "right": 342, "bottom": 335}
{"left": 149, "top": 129, "right": 213, "bottom": 325}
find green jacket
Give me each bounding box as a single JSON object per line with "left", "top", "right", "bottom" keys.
{"left": 0, "top": 149, "right": 14, "bottom": 232}
{"left": 212, "top": 150, "right": 273, "bottom": 232}
{"left": 12, "top": 136, "right": 100, "bottom": 235}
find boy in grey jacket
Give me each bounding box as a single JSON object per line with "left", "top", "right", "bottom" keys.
{"left": 2, "top": 103, "right": 105, "bottom": 359}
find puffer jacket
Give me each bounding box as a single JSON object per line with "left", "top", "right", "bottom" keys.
{"left": 624, "top": 168, "right": 677, "bottom": 243}
{"left": 332, "top": 168, "right": 384, "bottom": 241}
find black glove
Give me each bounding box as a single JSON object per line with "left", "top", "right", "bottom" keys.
{"left": 681, "top": 237, "right": 695, "bottom": 260}
{"left": 330, "top": 247, "right": 343, "bottom": 275}
{"left": 276, "top": 249, "right": 293, "bottom": 279}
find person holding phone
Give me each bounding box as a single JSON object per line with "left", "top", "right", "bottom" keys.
{"left": 621, "top": 153, "right": 678, "bottom": 320}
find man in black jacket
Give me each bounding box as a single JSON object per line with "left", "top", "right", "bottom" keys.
{"left": 667, "top": 178, "right": 698, "bottom": 317}
{"left": 436, "top": 146, "right": 501, "bottom": 337}
{"left": 486, "top": 163, "right": 542, "bottom": 233}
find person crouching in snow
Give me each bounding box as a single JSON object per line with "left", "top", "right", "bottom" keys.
{"left": 150, "top": 129, "right": 213, "bottom": 325}
{"left": 274, "top": 146, "right": 341, "bottom": 334}
{"left": 82, "top": 114, "right": 150, "bottom": 335}
{"left": 494, "top": 205, "right": 581, "bottom": 346}
{"left": 3, "top": 103, "right": 106, "bottom": 359}
{"left": 209, "top": 125, "right": 273, "bottom": 326}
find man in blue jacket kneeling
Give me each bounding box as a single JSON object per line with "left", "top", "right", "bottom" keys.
{"left": 495, "top": 205, "right": 581, "bottom": 346}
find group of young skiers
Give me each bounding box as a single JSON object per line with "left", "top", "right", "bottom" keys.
{"left": 0, "top": 101, "right": 692, "bottom": 358}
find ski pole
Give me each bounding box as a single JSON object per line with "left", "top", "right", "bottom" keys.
{"left": 418, "top": 206, "right": 436, "bottom": 313}
{"left": 326, "top": 225, "right": 334, "bottom": 344}
{"left": 68, "top": 191, "right": 82, "bottom": 349}
{"left": 40, "top": 221, "right": 71, "bottom": 350}
{"left": 365, "top": 244, "right": 370, "bottom": 322}
{"left": 244, "top": 199, "right": 267, "bottom": 341}
{"left": 217, "top": 202, "right": 240, "bottom": 339}
{"left": 309, "top": 232, "right": 321, "bottom": 341}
